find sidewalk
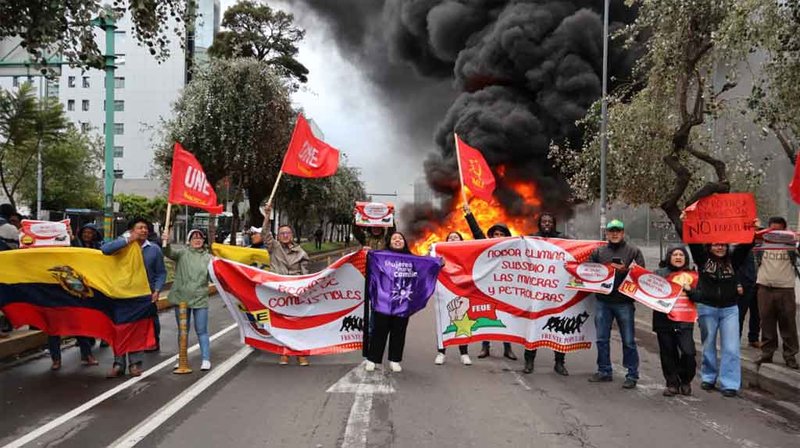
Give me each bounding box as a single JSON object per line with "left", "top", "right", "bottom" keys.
{"left": 0, "top": 244, "right": 356, "bottom": 362}
{"left": 637, "top": 244, "right": 800, "bottom": 403}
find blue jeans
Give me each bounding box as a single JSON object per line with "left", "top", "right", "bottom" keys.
{"left": 697, "top": 303, "right": 740, "bottom": 391}
{"left": 595, "top": 300, "right": 639, "bottom": 380}
{"left": 48, "top": 336, "right": 93, "bottom": 361}
{"left": 174, "top": 307, "right": 210, "bottom": 361}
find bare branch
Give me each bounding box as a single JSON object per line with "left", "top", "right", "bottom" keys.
{"left": 770, "top": 125, "right": 797, "bottom": 164}
{"left": 660, "top": 154, "right": 691, "bottom": 236}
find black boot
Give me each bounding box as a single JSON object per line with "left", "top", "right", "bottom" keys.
{"left": 523, "top": 349, "right": 535, "bottom": 373}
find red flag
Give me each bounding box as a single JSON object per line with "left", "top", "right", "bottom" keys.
{"left": 281, "top": 114, "right": 340, "bottom": 178}
{"left": 790, "top": 152, "right": 800, "bottom": 204}
{"left": 455, "top": 134, "right": 496, "bottom": 201}
{"left": 167, "top": 143, "right": 224, "bottom": 214}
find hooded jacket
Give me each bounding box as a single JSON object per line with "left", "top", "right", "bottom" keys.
{"left": 653, "top": 246, "right": 695, "bottom": 332}
{"left": 465, "top": 212, "right": 510, "bottom": 240}
{"left": 72, "top": 223, "right": 103, "bottom": 249}
{"left": 531, "top": 213, "right": 568, "bottom": 239}
{"left": 164, "top": 239, "right": 213, "bottom": 308}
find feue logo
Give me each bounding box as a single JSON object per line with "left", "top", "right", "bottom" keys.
{"left": 183, "top": 165, "right": 211, "bottom": 194}
{"left": 298, "top": 142, "right": 321, "bottom": 168}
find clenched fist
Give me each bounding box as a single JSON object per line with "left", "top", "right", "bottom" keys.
{"left": 447, "top": 297, "right": 469, "bottom": 321}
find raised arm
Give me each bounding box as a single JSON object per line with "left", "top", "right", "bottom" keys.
{"left": 464, "top": 205, "right": 485, "bottom": 240}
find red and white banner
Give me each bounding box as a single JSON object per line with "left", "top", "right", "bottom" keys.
{"left": 754, "top": 229, "right": 798, "bottom": 251}
{"left": 564, "top": 261, "right": 615, "bottom": 295}
{"left": 353, "top": 202, "right": 395, "bottom": 228}
{"left": 664, "top": 271, "right": 699, "bottom": 323}
{"left": 432, "top": 237, "right": 605, "bottom": 352}
{"left": 210, "top": 250, "right": 367, "bottom": 355}
{"left": 19, "top": 219, "right": 70, "bottom": 248}
{"left": 618, "top": 264, "right": 683, "bottom": 314}
{"left": 168, "top": 143, "right": 223, "bottom": 214}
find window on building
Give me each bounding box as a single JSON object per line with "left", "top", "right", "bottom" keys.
{"left": 114, "top": 100, "right": 124, "bottom": 112}
{"left": 113, "top": 169, "right": 124, "bottom": 179}
{"left": 82, "top": 100, "right": 90, "bottom": 111}
{"left": 82, "top": 76, "right": 90, "bottom": 88}
{"left": 114, "top": 77, "right": 125, "bottom": 89}
{"left": 46, "top": 80, "right": 59, "bottom": 98}
{"left": 113, "top": 123, "right": 124, "bottom": 135}
{"left": 12, "top": 77, "right": 19, "bottom": 87}
{"left": 113, "top": 146, "right": 124, "bottom": 158}
{"left": 67, "top": 100, "right": 75, "bottom": 111}
{"left": 68, "top": 76, "right": 76, "bottom": 88}
{"left": 80, "top": 122, "right": 90, "bottom": 133}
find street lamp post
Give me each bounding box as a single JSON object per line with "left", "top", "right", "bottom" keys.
{"left": 91, "top": 12, "right": 117, "bottom": 242}
{"left": 599, "top": 0, "right": 610, "bottom": 239}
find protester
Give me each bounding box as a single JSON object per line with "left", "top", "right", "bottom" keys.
{"left": 365, "top": 231, "right": 415, "bottom": 373}
{"left": 71, "top": 223, "right": 103, "bottom": 249}
{"left": 162, "top": 228, "right": 213, "bottom": 371}
{"left": 588, "top": 219, "right": 644, "bottom": 389}
{"left": 737, "top": 249, "right": 760, "bottom": 347}
{"left": 653, "top": 246, "right": 697, "bottom": 396}
{"left": 463, "top": 204, "right": 518, "bottom": 361}
{"left": 688, "top": 235, "right": 754, "bottom": 397}
{"left": 434, "top": 231, "right": 471, "bottom": 366}
{"left": 355, "top": 225, "right": 392, "bottom": 250}
{"left": 314, "top": 227, "right": 324, "bottom": 250}
{"left": 7, "top": 211, "right": 21, "bottom": 229}
{"left": 102, "top": 217, "right": 167, "bottom": 377}
{"left": 248, "top": 226, "right": 265, "bottom": 249}
{"left": 755, "top": 217, "right": 799, "bottom": 370}
{"left": 0, "top": 206, "right": 18, "bottom": 336}
{"left": 262, "top": 205, "right": 311, "bottom": 366}
{"left": 526, "top": 212, "right": 569, "bottom": 375}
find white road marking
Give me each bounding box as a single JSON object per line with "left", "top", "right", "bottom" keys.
{"left": 109, "top": 345, "right": 254, "bottom": 447}
{"left": 1, "top": 323, "right": 238, "bottom": 448}
{"left": 327, "top": 361, "right": 396, "bottom": 448}
{"left": 502, "top": 361, "right": 532, "bottom": 391}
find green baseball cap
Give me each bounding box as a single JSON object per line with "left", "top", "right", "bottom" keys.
{"left": 606, "top": 219, "right": 624, "bottom": 230}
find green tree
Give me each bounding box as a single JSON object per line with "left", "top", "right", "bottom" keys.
{"left": 114, "top": 193, "right": 168, "bottom": 223}
{"left": 153, "top": 58, "right": 295, "bottom": 227}
{"left": 0, "top": 1, "right": 193, "bottom": 71}
{"left": 208, "top": 0, "right": 308, "bottom": 85}
{"left": 18, "top": 128, "right": 103, "bottom": 210}
{"left": 550, "top": 0, "right": 764, "bottom": 231}
{"left": 0, "top": 83, "right": 67, "bottom": 210}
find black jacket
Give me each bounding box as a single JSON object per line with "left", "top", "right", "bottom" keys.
{"left": 465, "top": 212, "right": 509, "bottom": 240}
{"left": 589, "top": 240, "right": 645, "bottom": 304}
{"left": 688, "top": 243, "right": 753, "bottom": 308}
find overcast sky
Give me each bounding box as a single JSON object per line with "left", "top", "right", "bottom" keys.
{"left": 219, "top": 0, "right": 424, "bottom": 205}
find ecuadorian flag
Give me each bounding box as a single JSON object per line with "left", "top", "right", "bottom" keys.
{"left": 212, "top": 243, "right": 270, "bottom": 270}
{"left": 0, "top": 245, "right": 156, "bottom": 354}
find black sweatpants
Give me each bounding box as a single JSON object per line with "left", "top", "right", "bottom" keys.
{"left": 368, "top": 312, "right": 409, "bottom": 363}
{"left": 524, "top": 349, "right": 565, "bottom": 364}
{"left": 656, "top": 327, "right": 697, "bottom": 387}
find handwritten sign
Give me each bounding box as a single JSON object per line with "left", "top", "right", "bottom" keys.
{"left": 682, "top": 193, "right": 756, "bottom": 244}
{"left": 618, "top": 264, "right": 683, "bottom": 313}
{"left": 564, "top": 261, "right": 615, "bottom": 295}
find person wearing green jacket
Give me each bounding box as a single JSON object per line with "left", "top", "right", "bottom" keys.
{"left": 162, "top": 228, "right": 213, "bottom": 371}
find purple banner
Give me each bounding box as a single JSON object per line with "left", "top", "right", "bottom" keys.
{"left": 367, "top": 251, "right": 442, "bottom": 317}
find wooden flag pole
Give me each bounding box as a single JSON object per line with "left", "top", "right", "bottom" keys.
{"left": 162, "top": 202, "right": 173, "bottom": 248}
{"left": 454, "top": 133, "right": 468, "bottom": 207}
{"left": 266, "top": 170, "right": 284, "bottom": 208}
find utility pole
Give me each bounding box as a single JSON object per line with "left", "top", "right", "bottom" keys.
{"left": 599, "top": 0, "right": 610, "bottom": 239}
{"left": 91, "top": 10, "right": 117, "bottom": 241}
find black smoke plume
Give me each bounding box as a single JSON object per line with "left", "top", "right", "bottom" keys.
{"left": 292, "top": 0, "right": 638, "bottom": 236}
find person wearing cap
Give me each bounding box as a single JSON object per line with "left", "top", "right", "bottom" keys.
{"left": 261, "top": 204, "right": 311, "bottom": 366}
{"left": 249, "top": 226, "right": 266, "bottom": 249}
{"left": 463, "top": 204, "right": 518, "bottom": 361}
{"left": 525, "top": 212, "right": 570, "bottom": 375}
{"left": 162, "top": 228, "right": 214, "bottom": 371}
{"left": 588, "top": 219, "right": 645, "bottom": 389}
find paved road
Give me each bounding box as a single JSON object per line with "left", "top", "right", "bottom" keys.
{"left": 1, "top": 258, "right": 799, "bottom": 447}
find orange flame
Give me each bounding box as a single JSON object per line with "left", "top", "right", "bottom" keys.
{"left": 411, "top": 175, "right": 542, "bottom": 254}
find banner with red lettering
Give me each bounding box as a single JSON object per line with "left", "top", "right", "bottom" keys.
{"left": 353, "top": 202, "right": 395, "bottom": 228}
{"left": 167, "top": 143, "right": 223, "bottom": 214}
{"left": 432, "top": 237, "right": 605, "bottom": 352}
{"left": 210, "top": 250, "right": 367, "bottom": 355}
{"left": 564, "top": 261, "right": 615, "bottom": 295}
{"left": 665, "top": 271, "right": 699, "bottom": 323}
{"left": 19, "top": 219, "right": 70, "bottom": 248}
{"left": 682, "top": 193, "right": 756, "bottom": 244}
{"left": 281, "top": 114, "right": 340, "bottom": 178}
{"left": 618, "top": 264, "right": 684, "bottom": 314}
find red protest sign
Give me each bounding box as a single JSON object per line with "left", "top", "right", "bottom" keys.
{"left": 682, "top": 193, "right": 756, "bottom": 244}
{"left": 665, "top": 271, "right": 699, "bottom": 323}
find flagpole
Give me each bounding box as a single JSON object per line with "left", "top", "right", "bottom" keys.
{"left": 162, "top": 202, "right": 172, "bottom": 248}
{"left": 453, "top": 133, "right": 468, "bottom": 207}
{"left": 266, "top": 170, "right": 284, "bottom": 208}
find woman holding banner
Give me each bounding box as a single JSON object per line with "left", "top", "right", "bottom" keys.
{"left": 688, "top": 238, "right": 754, "bottom": 398}
{"left": 162, "top": 228, "right": 213, "bottom": 371}
{"left": 434, "top": 231, "right": 471, "bottom": 366}
{"left": 653, "top": 246, "right": 698, "bottom": 397}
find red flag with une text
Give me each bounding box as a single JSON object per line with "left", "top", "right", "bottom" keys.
{"left": 790, "top": 152, "right": 800, "bottom": 204}
{"left": 455, "top": 134, "right": 496, "bottom": 202}
{"left": 168, "top": 143, "right": 223, "bottom": 214}
{"left": 281, "top": 115, "right": 340, "bottom": 178}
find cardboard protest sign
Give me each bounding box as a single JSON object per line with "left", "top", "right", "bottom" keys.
{"left": 19, "top": 219, "right": 71, "bottom": 248}
{"left": 564, "top": 261, "right": 615, "bottom": 295}
{"left": 354, "top": 202, "right": 395, "bottom": 227}
{"left": 619, "top": 264, "right": 683, "bottom": 314}
{"left": 682, "top": 193, "right": 756, "bottom": 244}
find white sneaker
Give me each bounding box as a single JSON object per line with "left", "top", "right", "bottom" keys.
{"left": 434, "top": 353, "right": 446, "bottom": 365}
{"left": 389, "top": 361, "right": 402, "bottom": 372}
{"left": 461, "top": 354, "right": 472, "bottom": 366}
{"left": 201, "top": 360, "right": 211, "bottom": 371}
{"left": 364, "top": 361, "right": 376, "bottom": 372}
